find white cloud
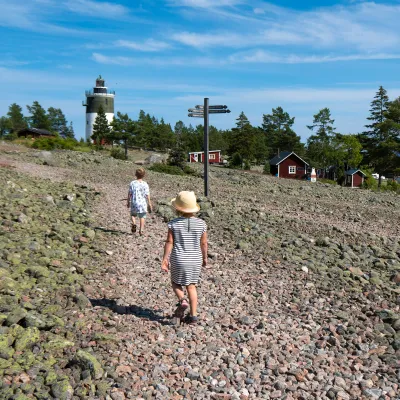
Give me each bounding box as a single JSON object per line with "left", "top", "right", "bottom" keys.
{"left": 65, "top": 0, "right": 129, "bottom": 18}
{"left": 169, "top": 1, "right": 400, "bottom": 55}
{"left": 92, "top": 53, "right": 134, "bottom": 66}
{"left": 229, "top": 50, "right": 400, "bottom": 64}
{"left": 115, "top": 39, "right": 171, "bottom": 52}
{"left": 168, "top": 0, "right": 243, "bottom": 8}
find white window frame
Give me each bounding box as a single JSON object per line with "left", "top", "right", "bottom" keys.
{"left": 209, "top": 154, "right": 216, "bottom": 160}
{"left": 289, "top": 165, "right": 296, "bottom": 174}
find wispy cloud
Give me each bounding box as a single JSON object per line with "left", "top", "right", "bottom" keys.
{"left": 167, "top": 0, "right": 243, "bottom": 8}
{"left": 92, "top": 53, "right": 134, "bottom": 66}
{"left": 65, "top": 0, "right": 129, "bottom": 18}
{"left": 115, "top": 39, "right": 171, "bottom": 52}
{"left": 169, "top": 1, "right": 400, "bottom": 56}
{"left": 229, "top": 50, "right": 400, "bottom": 64}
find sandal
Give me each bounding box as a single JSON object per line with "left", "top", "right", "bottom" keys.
{"left": 171, "top": 299, "right": 189, "bottom": 325}
{"left": 131, "top": 224, "right": 137, "bottom": 233}
{"left": 185, "top": 315, "right": 199, "bottom": 325}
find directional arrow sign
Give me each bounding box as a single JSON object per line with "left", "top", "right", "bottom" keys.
{"left": 188, "top": 108, "right": 200, "bottom": 112}
{"left": 209, "top": 109, "right": 231, "bottom": 114}
{"left": 195, "top": 105, "right": 204, "bottom": 109}
{"left": 209, "top": 105, "right": 227, "bottom": 109}
{"left": 188, "top": 114, "right": 204, "bottom": 118}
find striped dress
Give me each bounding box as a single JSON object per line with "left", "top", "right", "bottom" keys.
{"left": 168, "top": 217, "right": 207, "bottom": 286}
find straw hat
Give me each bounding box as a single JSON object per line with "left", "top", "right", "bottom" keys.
{"left": 171, "top": 191, "right": 200, "bottom": 213}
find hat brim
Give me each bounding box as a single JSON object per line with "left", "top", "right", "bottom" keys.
{"left": 171, "top": 198, "right": 200, "bottom": 213}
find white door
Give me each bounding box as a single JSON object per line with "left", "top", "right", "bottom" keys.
{"left": 193, "top": 153, "right": 198, "bottom": 162}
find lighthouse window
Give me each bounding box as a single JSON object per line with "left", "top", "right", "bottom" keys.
{"left": 289, "top": 166, "right": 296, "bottom": 174}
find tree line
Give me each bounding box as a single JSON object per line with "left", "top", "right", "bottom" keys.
{"left": 0, "top": 101, "right": 75, "bottom": 139}
{"left": 93, "top": 86, "right": 399, "bottom": 180}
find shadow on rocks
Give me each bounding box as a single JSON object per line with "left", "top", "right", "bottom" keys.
{"left": 93, "top": 226, "right": 130, "bottom": 236}
{"left": 89, "top": 298, "right": 172, "bottom": 326}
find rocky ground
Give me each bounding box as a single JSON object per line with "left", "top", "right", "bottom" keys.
{"left": 0, "top": 143, "right": 399, "bottom": 400}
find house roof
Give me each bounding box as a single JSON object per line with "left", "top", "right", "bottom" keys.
{"left": 269, "top": 151, "right": 309, "bottom": 166}
{"left": 345, "top": 169, "right": 366, "bottom": 176}
{"left": 18, "top": 128, "right": 55, "bottom": 136}
{"left": 188, "top": 150, "right": 221, "bottom": 154}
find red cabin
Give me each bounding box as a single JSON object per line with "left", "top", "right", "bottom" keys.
{"left": 345, "top": 169, "right": 365, "bottom": 188}
{"left": 189, "top": 150, "right": 222, "bottom": 164}
{"left": 270, "top": 151, "right": 309, "bottom": 179}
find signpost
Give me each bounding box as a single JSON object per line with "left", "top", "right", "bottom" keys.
{"left": 188, "top": 98, "right": 230, "bottom": 197}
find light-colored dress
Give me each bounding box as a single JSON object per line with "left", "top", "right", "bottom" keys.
{"left": 129, "top": 180, "right": 149, "bottom": 214}
{"left": 168, "top": 217, "right": 207, "bottom": 286}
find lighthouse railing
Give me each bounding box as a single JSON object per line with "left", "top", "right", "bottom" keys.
{"left": 85, "top": 89, "right": 115, "bottom": 96}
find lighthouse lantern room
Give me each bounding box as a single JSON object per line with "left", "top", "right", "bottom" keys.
{"left": 83, "top": 75, "right": 115, "bottom": 142}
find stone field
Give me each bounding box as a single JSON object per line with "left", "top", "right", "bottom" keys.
{"left": 0, "top": 143, "right": 399, "bottom": 400}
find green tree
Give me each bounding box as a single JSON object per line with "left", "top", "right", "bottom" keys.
{"left": 7, "top": 103, "right": 27, "bottom": 137}
{"left": 66, "top": 122, "right": 75, "bottom": 139}
{"left": 110, "top": 112, "right": 135, "bottom": 158}
{"left": 306, "top": 108, "right": 336, "bottom": 175}
{"left": 47, "top": 107, "right": 68, "bottom": 136}
{"left": 228, "top": 112, "right": 257, "bottom": 167}
{"left": 26, "top": 101, "right": 51, "bottom": 130}
{"left": 91, "top": 105, "right": 110, "bottom": 146}
{"left": 0, "top": 117, "right": 11, "bottom": 138}
{"left": 154, "top": 118, "right": 175, "bottom": 150}
{"left": 362, "top": 87, "right": 399, "bottom": 186}
{"left": 262, "top": 106, "right": 303, "bottom": 159}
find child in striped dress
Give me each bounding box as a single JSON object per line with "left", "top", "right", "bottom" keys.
{"left": 161, "top": 191, "right": 208, "bottom": 324}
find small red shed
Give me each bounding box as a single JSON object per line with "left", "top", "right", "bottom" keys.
{"left": 270, "top": 151, "right": 309, "bottom": 179}
{"left": 345, "top": 169, "right": 365, "bottom": 188}
{"left": 189, "top": 150, "right": 222, "bottom": 164}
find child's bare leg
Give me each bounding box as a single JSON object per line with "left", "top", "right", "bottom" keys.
{"left": 131, "top": 215, "right": 136, "bottom": 226}
{"left": 172, "top": 282, "right": 185, "bottom": 301}
{"left": 186, "top": 284, "right": 198, "bottom": 316}
{"left": 139, "top": 217, "right": 145, "bottom": 234}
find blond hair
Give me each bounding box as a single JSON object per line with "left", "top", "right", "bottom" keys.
{"left": 135, "top": 168, "right": 146, "bottom": 179}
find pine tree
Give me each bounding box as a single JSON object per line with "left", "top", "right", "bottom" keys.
{"left": 110, "top": 112, "right": 135, "bottom": 158}
{"left": 262, "top": 107, "right": 303, "bottom": 156}
{"left": 26, "top": 101, "right": 51, "bottom": 130}
{"left": 361, "top": 86, "right": 396, "bottom": 186}
{"left": 91, "top": 105, "right": 110, "bottom": 146}
{"left": 227, "top": 112, "right": 257, "bottom": 168}
{"left": 306, "top": 108, "right": 336, "bottom": 174}
{"left": 66, "top": 122, "right": 75, "bottom": 139}
{"left": 47, "top": 107, "right": 68, "bottom": 136}
{"left": 7, "top": 103, "right": 27, "bottom": 136}
{"left": 0, "top": 117, "right": 11, "bottom": 138}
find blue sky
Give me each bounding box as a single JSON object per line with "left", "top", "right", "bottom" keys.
{"left": 1, "top": 0, "right": 400, "bottom": 141}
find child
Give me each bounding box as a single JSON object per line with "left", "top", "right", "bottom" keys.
{"left": 161, "top": 191, "right": 208, "bottom": 324}
{"left": 127, "top": 168, "right": 152, "bottom": 236}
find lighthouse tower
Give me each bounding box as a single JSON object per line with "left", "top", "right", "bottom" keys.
{"left": 83, "top": 75, "right": 115, "bottom": 142}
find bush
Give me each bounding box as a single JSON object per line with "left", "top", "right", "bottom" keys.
{"left": 381, "top": 180, "right": 399, "bottom": 193}
{"left": 230, "top": 153, "right": 243, "bottom": 168}
{"left": 263, "top": 163, "right": 270, "bottom": 175}
{"left": 110, "top": 147, "right": 127, "bottom": 160}
{"left": 149, "top": 163, "right": 185, "bottom": 175}
{"left": 31, "top": 137, "right": 76, "bottom": 151}
{"left": 182, "top": 165, "right": 199, "bottom": 176}
{"left": 243, "top": 160, "right": 251, "bottom": 170}
{"left": 318, "top": 178, "right": 337, "bottom": 185}
{"left": 168, "top": 145, "right": 187, "bottom": 169}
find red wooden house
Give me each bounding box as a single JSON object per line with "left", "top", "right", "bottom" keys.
{"left": 345, "top": 169, "right": 365, "bottom": 188}
{"left": 189, "top": 150, "right": 222, "bottom": 164}
{"left": 270, "top": 151, "right": 309, "bottom": 179}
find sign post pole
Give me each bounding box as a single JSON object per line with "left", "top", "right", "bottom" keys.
{"left": 204, "top": 97, "right": 209, "bottom": 197}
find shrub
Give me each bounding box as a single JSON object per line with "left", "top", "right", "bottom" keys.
{"left": 230, "top": 153, "right": 242, "bottom": 168}
{"left": 31, "top": 137, "right": 76, "bottom": 150}
{"left": 243, "top": 160, "right": 251, "bottom": 170}
{"left": 110, "top": 147, "right": 127, "bottom": 160}
{"left": 318, "top": 178, "right": 337, "bottom": 185}
{"left": 149, "top": 163, "right": 185, "bottom": 175}
{"left": 182, "top": 165, "right": 199, "bottom": 176}
{"left": 168, "top": 145, "right": 187, "bottom": 169}
{"left": 382, "top": 180, "right": 399, "bottom": 193}
{"left": 263, "top": 163, "right": 270, "bottom": 174}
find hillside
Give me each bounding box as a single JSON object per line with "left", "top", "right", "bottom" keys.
{"left": 0, "top": 143, "right": 399, "bottom": 400}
